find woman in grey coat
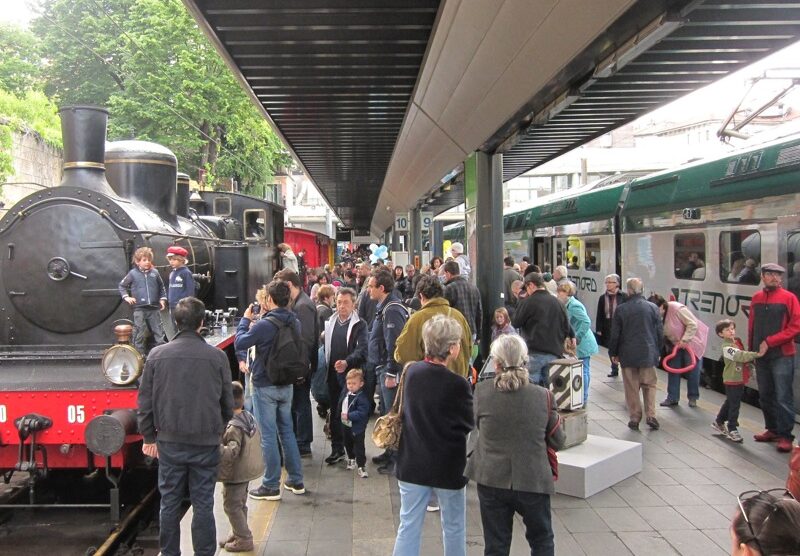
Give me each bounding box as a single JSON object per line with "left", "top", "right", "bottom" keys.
{"left": 465, "top": 335, "right": 565, "bottom": 556}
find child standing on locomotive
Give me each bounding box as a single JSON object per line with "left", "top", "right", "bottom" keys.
{"left": 166, "top": 246, "right": 196, "bottom": 332}
{"left": 118, "top": 246, "right": 167, "bottom": 356}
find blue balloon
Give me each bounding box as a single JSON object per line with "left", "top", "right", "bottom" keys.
{"left": 376, "top": 245, "right": 388, "bottom": 258}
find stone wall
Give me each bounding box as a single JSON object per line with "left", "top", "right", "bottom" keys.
{"left": 1, "top": 128, "right": 62, "bottom": 218}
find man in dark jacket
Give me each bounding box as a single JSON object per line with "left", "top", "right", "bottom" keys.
{"left": 595, "top": 273, "right": 628, "bottom": 377}
{"left": 368, "top": 268, "right": 409, "bottom": 474}
{"left": 322, "top": 287, "right": 368, "bottom": 465}
{"left": 608, "top": 277, "right": 664, "bottom": 431}
{"left": 234, "top": 280, "right": 305, "bottom": 501}
{"left": 511, "top": 272, "right": 574, "bottom": 386}
{"left": 748, "top": 263, "right": 800, "bottom": 452}
{"left": 276, "top": 269, "right": 318, "bottom": 458}
{"left": 137, "top": 297, "right": 233, "bottom": 556}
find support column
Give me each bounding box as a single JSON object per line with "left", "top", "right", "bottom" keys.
{"left": 409, "top": 208, "right": 422, "bottom": 268}
{"left": 465, "top": 151, "right": 504, "bottom": 358}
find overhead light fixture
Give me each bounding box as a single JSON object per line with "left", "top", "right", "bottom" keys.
{"left": 530, "top": 89, "right": 581, "bottom": 127}
{"left": 593, "top": 12, "right": 684, "bottom": 79}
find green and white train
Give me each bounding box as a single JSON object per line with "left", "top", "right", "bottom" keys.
{"left": 446, "top": 130, "right": 800, "bottom": 395}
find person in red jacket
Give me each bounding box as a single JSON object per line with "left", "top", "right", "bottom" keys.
{"left": 748, "top": 263, "right": 800, "bottom": 453}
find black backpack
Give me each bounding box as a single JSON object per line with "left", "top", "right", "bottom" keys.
{"left": 264, "top": 316, "right": 308, "bottom": 386}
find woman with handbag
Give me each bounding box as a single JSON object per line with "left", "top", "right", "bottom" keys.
{"left": 391, "top": 314, "right": 474, "bottom": 556}
{"left": 647, "top": 294, "right": 709, "bottom": 408}
{"left": 465, "top": 334, "right": 565, "bottom": 556}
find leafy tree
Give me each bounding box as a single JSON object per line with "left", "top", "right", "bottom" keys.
{"left": 32, "top": 0, "right": 291, "bottom": 189}
{"left": 0, "top": 23, "right": 43, "bottom": 94}
{"left": 0, "top": 89, "right": 61, "bottom": 185}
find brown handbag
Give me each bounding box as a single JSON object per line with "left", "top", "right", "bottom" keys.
{"left": 371, "top": 371, "right": 406, "bottom": 451}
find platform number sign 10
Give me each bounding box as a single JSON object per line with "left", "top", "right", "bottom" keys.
{"left": 395, "top": 212, "right": 410, "bottom": 232}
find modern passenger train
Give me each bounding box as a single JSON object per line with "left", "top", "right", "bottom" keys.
{"left": 446, "top": 130, "right": 800, "bottom": 398}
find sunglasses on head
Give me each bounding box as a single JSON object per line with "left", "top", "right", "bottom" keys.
{"left": 737, "top": 488, "right": 795, "bottom": 554}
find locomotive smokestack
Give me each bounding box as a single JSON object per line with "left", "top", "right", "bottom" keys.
{"left": 57, "top": 106, "right": 116, "bottom": 195}
{"left": 177, "top": 172, "right": 191, "bottom": 218}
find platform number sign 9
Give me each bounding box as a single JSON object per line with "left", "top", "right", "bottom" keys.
{"left": 395, "top": 212, "right": 410, "bottom": 232}
{"left": 421, "top": 211, "right": 433, "bottom": 232}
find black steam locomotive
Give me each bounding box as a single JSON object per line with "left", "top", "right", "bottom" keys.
{"left": 0, "top": 106, "right": 283, "bottom": 515}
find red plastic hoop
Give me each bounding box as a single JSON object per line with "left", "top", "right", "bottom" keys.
{"left": 662, "top": 345, "right": 696, "bottom": 374}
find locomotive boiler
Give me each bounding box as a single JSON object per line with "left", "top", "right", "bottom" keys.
{"left": 0, "top": 105, "right": 280, "bottom": 515}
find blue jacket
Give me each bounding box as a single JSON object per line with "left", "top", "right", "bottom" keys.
{"left": 367, "top": 291, "right": 409, "bottom": 378}
{"left": 168, "top": 266, "right": 196, "bottom": 309}
{"left": 119, "top": 267, "right": 166, "bottom": 309}
{"left": 234, "top": 308, "right": 300, "bottom": 387}
{"left": 565, "top": 297, "right": 599, "bottom": 359}
{"left": 338, "top": 389, "right": 370, "bottom": 435}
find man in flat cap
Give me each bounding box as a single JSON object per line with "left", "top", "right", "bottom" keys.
{"left": 748, "top": 262, "right": 800, "bottom": 452}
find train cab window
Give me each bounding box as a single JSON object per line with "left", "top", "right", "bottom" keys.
{"left": 584, "top": 239, "right": 601, "bottom": 272}
{"left": 213, "top": 197, "right": 232, "bottom": 217}
{"left": 674, "top": 233, "right": 706, "bottom": 280}
{"left": 243, "top": 209, "right": 267, "bottom": 241}
{"left": 720, "top": 230, "right": 761, "bottom": 284}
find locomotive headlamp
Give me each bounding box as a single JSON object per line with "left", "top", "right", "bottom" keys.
{"left": 101, "top": 344, "right": 143, "bottom": 385}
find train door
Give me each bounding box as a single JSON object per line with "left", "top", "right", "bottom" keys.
{"left": 578, "top": 236, "right": 611, "bottom": 325}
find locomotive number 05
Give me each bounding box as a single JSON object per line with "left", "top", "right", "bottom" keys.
{"left": 0, "top": 405, "right": 6, "bottom": 423}
{"left": 67, "top": 405, "right": 86, "bottom": 424}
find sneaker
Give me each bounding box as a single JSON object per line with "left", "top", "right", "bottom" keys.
{"left": 346, "top": 459, "right": 357, "bottom": 470}
{"left": 711, "top": 421, "right": 729, "bottom": 436}
{"left": 727, "top": 429, "right": 743, "bottom": 443}
{"left": 249, "top": 486, "right": 281, "bottom": 501}
{"left": 754, "top": 430, "right": 780, "bottom": 443}
{"left": 284, "top": 482, "right": 306, "bottom": 495}
{"left": 777, "top": 438, "right": 794, "bottom": 453}
{"left": 659, "top": 399, "right": 678, "bottom": 407}
{"left": 224, "top": 538, "right": 255, "bottom": 552}
{"left": 372, "top": 451, "right": 391, "bottom": 465}
{"left": 426, "top": 504, "right": 440, "bottom": 512}
{"left": 627, "top": 420, "right": 639, "bottom": 431}
{"left": 688, "top": 399, "right": 697, "bottom": 408}
{"left": 646, "top": 417, "right": 660, "bottom": 430}
{"left": 299, "top": 450, "right": 313, "bottom": 459}
{"left": 607, "top": 372, "right": 618, "bottom": 378}
{"left": 325, "top": 450, "right": 346, "bottom": 465}
{"left": 219, "top": 534, "right": 235, "bottom": 548}
{"left": 357, "top": 466, "right": 369, "bottom": 478}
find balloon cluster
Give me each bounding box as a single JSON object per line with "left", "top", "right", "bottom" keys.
{"left": 369, "top": 243, "right": 389, "bottom": 264}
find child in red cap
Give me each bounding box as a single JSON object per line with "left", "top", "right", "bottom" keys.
{"left": 166, "top": 246, "right": 196, "bottom": 330}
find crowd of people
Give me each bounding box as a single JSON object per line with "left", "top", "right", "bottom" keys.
{"left": 132, "top": 245, "right": 800, "bottom": 556}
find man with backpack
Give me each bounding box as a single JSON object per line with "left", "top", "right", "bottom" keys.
{"left": 234, "top": 279, "right": 306, "bottom": 501}
{"left": 367, "top": 268, "right": 410, "bottom": 475}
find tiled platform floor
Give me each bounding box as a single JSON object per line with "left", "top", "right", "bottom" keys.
{"left": 180, "top": 348, "right": 798, "bottom": 555}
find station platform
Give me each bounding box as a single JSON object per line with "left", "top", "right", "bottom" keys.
{"left": 179, "top": 349, "right": 798, "bottom": 555}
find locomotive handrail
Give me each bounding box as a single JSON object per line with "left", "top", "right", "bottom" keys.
{"left": 0, "top": 196, "right": 266, "bottom": 246}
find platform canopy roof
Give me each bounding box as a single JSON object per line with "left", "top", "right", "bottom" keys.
{"left": 183, "top": 0, "right": 800, "bottom": 236}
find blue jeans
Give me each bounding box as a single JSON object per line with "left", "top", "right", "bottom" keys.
{"left": 666, "top": 349, "right": 701, "bottom": 402}
{"left": 157, "top": 441, "right": 220, "bottom": 556}
{"left": 756, "top": 356, "right": 796, "bottom": 439}
{"left": 393, "top": 481, "right": 466, "bottom": 556}
{"left": 292, "top": 379, "right": 313, "bottom": 453}
{"left": 476, "top": 484, "right": 554, "bottom": 556}
{"left": 527, "top": 352, "right": 558, "bottom": 387}
{"left": 379, "top": 367, "right": 398, "bottom": 416}
{"left": 252, "top": 385, "right": 304, "bottom": 489}
{"left": 581, "top": 357, "right": 591, "bottom": 405}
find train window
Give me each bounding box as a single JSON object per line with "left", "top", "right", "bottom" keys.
{"left": 213, "top": 197, "right": 232, "bottom": 217}
{"left": 674, "top": 233, "right": 706, "bottom": 280}
{"left": 244, "top": 209, "right": 267, "bottom": 241}
{"left": 584, "top": 239, "right": 601, "bottom": 272}
{"left": 720, "top": 230, "right": 761, "bottom": 284}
